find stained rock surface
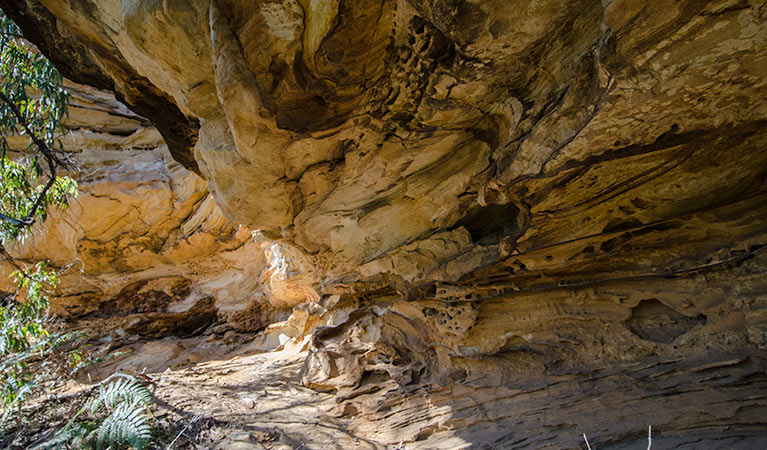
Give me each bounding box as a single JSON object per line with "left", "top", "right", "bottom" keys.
{"left": 0, "top": 82, "right": 319, "bottom": 337}
{"left": 2, "top": 0, "right": 767, "bottom": 448}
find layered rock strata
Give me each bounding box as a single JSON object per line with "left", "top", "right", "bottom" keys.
{"left": 0, "top": 82, "right": 319, "bottom": 337}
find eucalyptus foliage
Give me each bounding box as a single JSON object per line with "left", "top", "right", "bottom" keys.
{"left": 0, "top": 263, "right": 58, "bottom": 422}
{"left": 0, "top": 12, "right": 157, "bottom": 449}
{"left": 0, "top": 10, "right": 77, "bottom": 242}
{"left": 0, "top": 5, "right": 79, "bottom": 435}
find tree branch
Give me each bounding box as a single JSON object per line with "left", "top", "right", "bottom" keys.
{"left": 0, "top": 88, "right": 61, "bottom": 229}
{"left": 0, "top": 212, "right": 27, "bottom": 227}
{"left": 0, "top": 89, "right": 65, "bottom": 165}
{"left": 0, "top": 243, "right": 33, "bottom": 283}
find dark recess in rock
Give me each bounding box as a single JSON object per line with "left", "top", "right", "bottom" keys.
{"left": 458, "top": 202, "right": 521, "bottom": 242}
{"left": 627, "top": 299, "right": 706, "bottom": 343}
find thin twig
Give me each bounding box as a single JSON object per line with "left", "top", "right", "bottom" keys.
{"left": 647, "top": 425, "right": 652, "bottom": 450}
{"left": 583, "top": 433, "right": 592, "bottom": 450}
{"left": 0, "top": 244, "right": 33, "bottom": 283}
{"left": 166, "top": 413, "right": 201, "bottom": 449}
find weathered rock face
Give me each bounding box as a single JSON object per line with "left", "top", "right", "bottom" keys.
{"left": 3, "top": 0, "right": 767, "bottom": 448}
{"left": 0, "top": 82, "right": 319, "bottom": 336}
{"left": 5, "top": 0, "right": 766, "bottom": 278}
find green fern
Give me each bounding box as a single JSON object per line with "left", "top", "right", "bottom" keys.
{"left": 89, "top": 374, "right": 153, "bottom": 412}
{"left": 37, "top": 373, "right": 154, "bottom": 449}
{"left": 95, "top": 400, "right": 152, "bottom": 449}
{"left": 35, "top": 422, "right": 92, "bottom": 449}
{"left": 88, "top": 374, "right": 153, "bottom": 449}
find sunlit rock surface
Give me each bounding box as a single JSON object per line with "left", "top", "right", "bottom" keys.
{"left": 2, "top": 0, "right": 767, "bottom": 448}
{"left": 0, "top": 83, "right": 316, "bottom": 337}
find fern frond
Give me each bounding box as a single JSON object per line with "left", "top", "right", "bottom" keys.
{"left": 95, "top": 400, "right": 152, "bottom": 450}
{"left": 32, "top": 422, "right": 91, "bottom": 449}
{"left": 40, "top": 374, "right": 155, "bottom": 449}
{"left": 95, "top": 374, "right": 152, "bottom": 411}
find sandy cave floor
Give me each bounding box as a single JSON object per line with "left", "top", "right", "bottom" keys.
{"left": 5, "top": 320, "right": 767, "bottom": 450}
{"left": 3, "top": 334, "right": 392, "bottom": 450}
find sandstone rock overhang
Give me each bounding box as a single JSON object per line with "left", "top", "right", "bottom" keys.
{"left": 3, "top": 0, "right": 765, "bottom": 285}
{"left": 3, "top": 1, "right": 767, "bottom": 448}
